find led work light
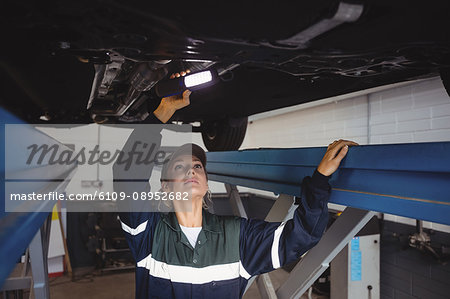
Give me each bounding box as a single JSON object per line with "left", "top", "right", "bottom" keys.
{"left": 155, "top": 69, "right": 218, "bottom": 98}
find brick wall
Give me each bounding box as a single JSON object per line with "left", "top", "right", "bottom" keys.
{"left": 369, "top": 78, "right": 450, "bottom": 144}
{"left": 242, "top": 77, "right": 450, "bottom": 148}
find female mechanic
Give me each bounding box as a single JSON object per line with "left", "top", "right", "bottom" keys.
{"left": 114, "top": 88, "right": 357, "bottom": 299}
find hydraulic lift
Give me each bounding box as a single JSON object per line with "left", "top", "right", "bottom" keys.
{"left": 206, "top": 142, "right": 450, "bottom": 298}
{"left": 1, "top": 104, "right": 449, "bottom": 298}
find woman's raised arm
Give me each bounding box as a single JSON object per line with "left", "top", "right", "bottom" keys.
{"left": 239, "top": 139, "right": 357, "bottom": 277}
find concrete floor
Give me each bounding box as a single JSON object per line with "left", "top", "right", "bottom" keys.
{"left": 49, "top": 271, "right": 135, "bottom": 299}
{"left": 3, "top": 261, "right": 328, "bottom": 298}
{"left": 40, "top": 268, "right": 328, "bottom": 299}
{"left": 6, "top": 264, "right": 326, "bottom": 298}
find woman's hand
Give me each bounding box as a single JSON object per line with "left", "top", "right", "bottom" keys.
{"left": 153, "top": 89, "right": 192, "bottom": 123}
{"left": 170, "top": 69, "right": 191, "bottom": 79}
{"left": 317, "top": 139, "right": 359, "bottom": 176}
{"left": 153, "top": 70, "right": 192, "bottom": 123}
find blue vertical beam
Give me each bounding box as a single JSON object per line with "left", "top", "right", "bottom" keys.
{"left": 0, "top": 108, "right": 76, "bottom": 289}
{"left": 206, "top": 142, "right": 450, "bottom": 225}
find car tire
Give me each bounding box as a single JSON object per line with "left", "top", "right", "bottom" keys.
{"left": 440, "top": 68, "right": 450, "bottom": 97}
{"left": 201, "top": 117, "right": 248, "bottom": 151}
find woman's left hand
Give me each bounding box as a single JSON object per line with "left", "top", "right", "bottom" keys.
{"left": 317, "top": 139, "right": 359, "bottom": 176}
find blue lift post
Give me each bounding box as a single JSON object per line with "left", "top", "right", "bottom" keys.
{"left": 206, "top": 142, "right": 450, "bottom": 298}
{"left": 0, "top": 108, "right": 77, "bottom": 297}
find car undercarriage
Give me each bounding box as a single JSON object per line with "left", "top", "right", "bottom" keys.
{"left": 1, "top": 0, "right": 449, "bottom": 150}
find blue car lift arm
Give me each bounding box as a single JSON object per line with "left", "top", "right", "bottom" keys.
{"left": 206, "top": 142, "right": 450, "bottom": 298}
{"left": 207, "top": 142, "right": 450, "bottom": 226}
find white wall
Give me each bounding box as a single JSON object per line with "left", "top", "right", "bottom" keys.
{"left": 239, "top": 77, "right": 450, "bottom": 232}
{"left": 242, "top": 78, "right": 450, "bottom": 148}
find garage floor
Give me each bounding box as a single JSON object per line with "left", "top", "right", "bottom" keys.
{"left": 42, "top": 268, "right": 327, "bottom": 299}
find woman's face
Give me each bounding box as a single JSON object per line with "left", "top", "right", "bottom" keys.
{"left": 163, "top": 155, "right": 208, "bottom": 203}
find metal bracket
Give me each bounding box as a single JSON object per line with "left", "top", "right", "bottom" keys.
{"left": 87, "top": 51, "right": 125, "bottom": 109}
{"left": 29, "top": 216, "right": 52, "bottom": 299}
{"left": 264, "top": 2, "right": 364, "bottom": 49}
{"left": 265, "top": 194, "right": 295, "bottom": 222}
{"left": 276, "top": 207, "right": 376, "bottom": 299}
{"left": 225, "top": 183, "right": 248, "bottom": 218}
{"left": 243, "top": 194, "right": 295, "bottom": 298}
{"left": 257, "top": 273, "right": 278, "bottom": 299}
